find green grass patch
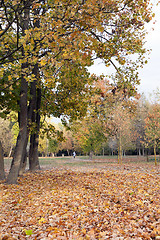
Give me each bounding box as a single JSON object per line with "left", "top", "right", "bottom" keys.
{"left": 4, "top": 155, "right": 158, "bottom": 171}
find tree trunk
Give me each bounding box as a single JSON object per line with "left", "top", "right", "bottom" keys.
{"left": 0, "top": 141, "right": 5, "bottom": 180}
{"left": 146, "top": 149, "right": 149, "bottom": 162}
{"left": 8, "top": 145, "right": 13, "bottom": 158}
{"left": 102, "top": 147, "right": 104, "bottom": 156}
{"left": 119, "top": 133, "right": 122, "bottom": 164}
{"left": 6, "top": 75, "right": 28, "bottom": 184}
{"left": 29, "top": 87, "right": 41, "bottom": 171}
{"left": 29, "top": 133, "right": 40, "bottom": 171}
{"left": 142, "top": 148, "right": 145, "bottom": 156}
{"left": 19, "top": 150, "right": 27, "bottom": 175}
{"left": 89, "top": 151, "right": 93, "bottom": 160}
{"left": 119, "top": 144, "right": 122, "bottom": 164}
{"left": 6, "top": 4, "right": 29, "bottom": 184}
{"left": 67, "top": 149, "right": 69, "bottom": 156}
{"left": 28, "top": 2, "right": 41, "bottom": 170}
{"left": 18, "top": 134, "right": 29, "bottom": 175}
{"left": 138, "top": 148, "right": 141, "bottom": 156}
{"left": 117, "top": 146, "right": 120, "bottom": 164}
{"left": 154, "top": 142, "right": 157, "bottom": 166}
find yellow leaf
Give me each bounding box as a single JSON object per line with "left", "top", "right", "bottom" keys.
{"left": 8, "top": 75, "right": 12, "bottom": 81}
{"left": 40, "top": 59, "right": 46, "bottom": 66}
{"left": 135, "top": 200, "right": 143, "bottom": 206}
{"left": 39, "top": 217, "right": 46, "bottom": 225}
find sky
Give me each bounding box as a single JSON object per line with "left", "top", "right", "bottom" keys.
{"left": 88, "top": 3, "right": 160, "bottom": 97}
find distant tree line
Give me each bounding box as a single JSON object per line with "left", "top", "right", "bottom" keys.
{"left": 1, "top": 88, "right": 160, "bottom": 165}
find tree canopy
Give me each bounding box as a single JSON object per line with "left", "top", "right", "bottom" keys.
{"left": 0, "top": 0, "right": 154, "bottom": 183}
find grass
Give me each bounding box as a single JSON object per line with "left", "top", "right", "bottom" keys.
{"left": 4, "top": 155, "right": 159, "bottom": 171}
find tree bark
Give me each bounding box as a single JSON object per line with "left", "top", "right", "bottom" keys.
{"left": 0, "top": 141, "right": 5, "bottom": 180}
{"left": 29, "top": 133, "right": 40, "bottom": 171}
{"left": 19, "top": 65, "right": 39, "bottom": 173}
{"left": 67, "top": 149, "right": 69, "bottom": 156}
{"left": 89, "top": 151, "right": 93, "bottom": 160}
{"left": 28, "top": 4, "right": 41, "bottom": 171}
{"left": 154, "top": 141, "right": 157, "bottom": 166}
{"left": 6, "top": 73, "right": 28, "bottom": 184}
{"left": 119, "top": 132, "right": 122, "bottom": 164}
{"left": 6, "top": 3, "right": 29, "bottom": 184}
{"left": 8, "top": 145, "right": 13, "bottom": 158}
{"left": 29, "top": 86, "right": 41, "bottom": 171}
{"left": 142, "top": 148, "right": 145, "bottom": 156}
{"left": 102, "top": 147, "right": 104, "bottom": 156}
{"left": 19, "top": 150, "right": 27, "bottom": 175}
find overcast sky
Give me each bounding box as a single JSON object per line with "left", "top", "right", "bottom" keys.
{"left": 88, "top": 3, "right": 160, "bottom": 96}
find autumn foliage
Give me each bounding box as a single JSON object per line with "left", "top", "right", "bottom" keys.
{"left": 144, "top": 104, "right": 160, "bottom": 165}
{"left": 0, "top": 0, "right": 155, "bottom": 183}
{"left": 0, "top": 163, "right": 160, "bottom": 239}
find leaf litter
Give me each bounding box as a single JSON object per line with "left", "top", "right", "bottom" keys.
{"left": 0, "top": 163, "right": 160, "bottom": 239}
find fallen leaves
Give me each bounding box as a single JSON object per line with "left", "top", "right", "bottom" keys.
{"left": 0, "top": 164, "right": 160, "bottom": 239}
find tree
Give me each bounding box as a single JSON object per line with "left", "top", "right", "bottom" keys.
{"left": 5, "top": 1, "right": 30, "bottom": 184}
{"left": 133, "top": 95, "right": 150, "bottom": 156}
{"left": 144, "top": 103, "right": 160, "bottom": 165}
{"left": 0, "top": 118, "right": 13, "bottom": 157}
{"left": 0, "top": 114, "right": 19, "bottom": 180}
{"left": 0, "top": 0, "right": 154, "bottom": 183}
{"left": 58, "top": 129, "right": 74, "bottom": 156}
{"left": 48, "top": 138, "right": 59, "bottom": 157}
{"left": 81, "top": 77, "right": 139, "bottom": 162}
{"left": 72, "top": 117, "right": 106, "bottom": 159}
{"left": 0, "top": 141, "right": 5, "bottom": 180}
{"left": 108, "top": 103, "right": 135, "bottom": 163}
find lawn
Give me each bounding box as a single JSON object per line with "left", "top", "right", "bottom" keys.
{"left": 0, "top": 156, "right": 160, "bottom": 239}
{"left": 4, "top": 154, "right": 158, "bottom": 171}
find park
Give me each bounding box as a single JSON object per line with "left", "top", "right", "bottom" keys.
{"left": 0, "top": 0, "right": 160, "bottom": 239}
{"left": 0, "top": 156, "right": 160, "bottom": 239}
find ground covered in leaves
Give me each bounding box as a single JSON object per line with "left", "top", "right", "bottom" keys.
{"left": 0, "top": 163, "right": 160, "bottom": 239}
